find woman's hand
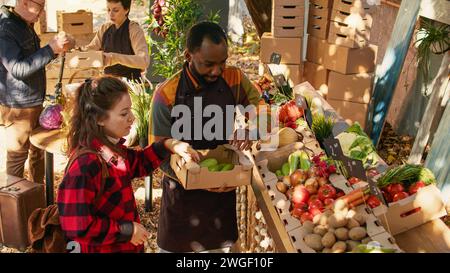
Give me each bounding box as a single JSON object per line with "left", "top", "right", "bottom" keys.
{"left": 102, "top": 52, "right": 113, "bottom": 67}
{"left": 130, "top": 222, "right": 150, "bottom": 246}
{"left": 164, "top": 139, "right": 200, "bottom": 163}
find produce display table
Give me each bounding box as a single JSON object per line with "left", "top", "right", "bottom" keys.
{"left": 249, "top": 85, "right": 449, "bottom": 253}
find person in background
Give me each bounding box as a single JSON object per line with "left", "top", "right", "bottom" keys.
{"left": 0, "top": 0, "right": 74, "bottom": 183}
{"left": 58, "top": 76, "right": 199, "bottom": 253}
{"left": 84, "top": 0, "right": 150, "bottom": 81}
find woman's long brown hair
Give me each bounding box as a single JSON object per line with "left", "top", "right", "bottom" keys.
{"left": 67, "top": 76, "right": 129, "bottom": 155}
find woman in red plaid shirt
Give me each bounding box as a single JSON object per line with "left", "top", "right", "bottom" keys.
{"left": 57, "top": 76, "right": 199, "bottom": 253}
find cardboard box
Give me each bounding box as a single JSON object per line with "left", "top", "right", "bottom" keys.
{"left": 309, "top": 3, "right": 332, "bottom": 19}
{"left": 303, "top": 61, "right": 329, "bottom": 94}
{"left": 306, "top": 35, "right": 328, "bottom": 64}
{"left": 323, "top": 43, "right": 377, "bottom": 74}
{"left": 275, "top": 0, "right": 305, "bottom": 5}
{"left": 57, "top": 10, "right": 93, "bottom": 35}
{"left": 327, "top": 98, "right": 368, "bottom": 128}
{"left": 332, "top": 0, "right": 373, "bottom": 14}
{"left": 273, "top": 26, "right": 304, "bottom": 38}
{"left": 259, "top": 63, "right": 303, "bottom": 87}
{"left": 170, "top": 145, "right": 253, "bottom": 190}
{"left": 327, "top": 71, "right": 374, "bottom": 103}
{"left": 307, "top": 5, "right": 331, "bottom": 40}
{"left": 328, "top": 21, "right": 370, "bottom": 48}
{"left": 260, "top": 32, "right": 303, "bottom": 64}
{"left": 330, "top": 9, "right": 373, "bottom": 29}
{"left": 273, "top": 15, "right": 305, "bottom": 28}
{"left": 46, "top": 64, "right": 101, "bottom": 80}
{"left": 372, "top": 185, "right": 447, "bottom": 236}
{"left": 273, "top": 4, "right": 305, "bottom": 17}
{"left": 66, "top": 51, "right": 103, "bottom": 69}
{"left": 34, "top": 11, "right": 46, "bottom": 35}
{"left": 310, "top": 0, "right": 333, "bottom": 8}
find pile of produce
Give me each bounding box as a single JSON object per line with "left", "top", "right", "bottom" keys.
{"left": 336, "top": 123, "right": 381, "bottom": 168}
{"left": 273, "top": 152, "right": 342, "bottom": 223}
{"left": 376, "top": 164, "right": 436, "bottom": 203}
{"left": 278, "top": 100, "right": 304, "bottom": 129}
{"left": 199, "top": 158, "right": 235, "bottom": 172}
{"left": 301, "top": 199, "right": 397, "bottom": 253}
{"left": 151, "top": 0, "right": 168, "bottom": 37}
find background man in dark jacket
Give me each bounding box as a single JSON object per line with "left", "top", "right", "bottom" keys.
{"left": 0, "top": 0, "right": 74, "bottom": 183}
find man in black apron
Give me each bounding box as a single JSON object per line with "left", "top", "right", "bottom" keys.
{"left": 150, "top": 22, "right": 259, "bottom": 252}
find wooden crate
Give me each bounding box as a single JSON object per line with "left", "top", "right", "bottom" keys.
{"left": 57, "top": 10, "right": 93, "bottom": 35}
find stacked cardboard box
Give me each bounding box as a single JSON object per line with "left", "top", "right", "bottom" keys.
{"left": 57, "top": 10, "right": 93, "bottom": 35}
{"left": 260, "top": 32, "right": 303, "bottom": 87}
{"left": 272, "top": 0, "right": 306, "bottom": 38}
{"left": 325, "top": 0, "right": 377, "bottom": 128}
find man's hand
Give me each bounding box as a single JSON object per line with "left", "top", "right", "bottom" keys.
{"left": 229, "top": 128, "right": 253, "bottom": 151}
{"left": 48, "top": 32, "right": 75, "bottom": 54}
{"left": 102, "top": 52, "right": 113, "bottom": 67}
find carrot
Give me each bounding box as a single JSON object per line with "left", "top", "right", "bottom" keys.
{"left": 337, "top": 188, "right": 365, "bottom": 204}
{"left": 348, "top": 194, "right": 370, "bottom": 208}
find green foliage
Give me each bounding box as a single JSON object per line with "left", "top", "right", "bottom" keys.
{"left": 146, "top": 0, "right": 220, "bottom": 79}
{"left": 126, "top": 78, "right": 154, "bottom": 141}
{"left": 311, "top": 114, "right": 334, "bottom": 143}
{"left": 414, "top": 18, "right": 449, "bottom": 94}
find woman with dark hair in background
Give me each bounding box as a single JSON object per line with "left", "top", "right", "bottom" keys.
{"left": 84, "top": 0, "right": 149, "bottom": 80}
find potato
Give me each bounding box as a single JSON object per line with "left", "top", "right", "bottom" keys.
{"left": 361, "top": 237, "right": 372, "bottom": 245}
{"left": 318, "top": 214, "right": 329, "bottom": 226}
{"left": 322, "top": 248, "right": 332, "bottom": 253}
{"left": 328, "top": 213, "right": 348, "bottom": 228}
{"left": 321, "top": 232, "right": 336, "bottom": 248}
{"left": 323, "top": 209, "right": 334, "bottom": 217}
{"left": 352, "top": 212, "right": 367, "bottom": 225}
{"left": 302, "top": 221, "right": 315, "bottom": 234}
{"left": 313, "top": 225, "right": 328, "bottom": 236}
{"left": 334, "top": 227, "right": 349, "bottom": 241}
{"left": 331, "top": 241, "right": 347, "bottom": 253}
{"left": 349, "top": 227, "right": 367, "bottom": 241}
{"left": 333, "top": 199, "right": 348, "bottom": 213}
{"left": 346, "top": 240, "right": 360, "bottom": 252}
{"left": 304, "top": 234, "right": 324, "bottom": 251}
{"left": 346, "top": 209, "right": 357, "bottom": 219}
{"left": 346, "top": 218, "right": 361, "bottom": 229}
{"left": 313, "top": 214, "right": 321, "bottom": 225}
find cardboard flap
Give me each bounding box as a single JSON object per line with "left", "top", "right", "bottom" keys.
{"left": 223, "top": 144, "right": 254, "bottom": 170}
{"left": 0, "top": 172, "right": 26, "bottom": 189}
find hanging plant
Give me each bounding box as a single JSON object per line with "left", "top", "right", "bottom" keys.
{"left": 414, "top": 18, "right": 449, "bottom": 94}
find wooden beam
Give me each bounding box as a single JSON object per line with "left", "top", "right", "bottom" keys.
{"left": 366, "top": 0, "right": 421, "bottom": 146}
{"left": 408, "top": 53, "right": 449, "bottom": 164}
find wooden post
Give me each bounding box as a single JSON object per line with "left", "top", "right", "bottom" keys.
{"left": 408, "top": 53, "right": 449, "bottom": 164}
{"left": 366, "top": 0, "right": 421, "bottom": 146}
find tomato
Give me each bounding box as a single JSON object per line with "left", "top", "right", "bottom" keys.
{"left": 300, "top": 212, "right": 313, "bottom": 223}
{"left": 323, "top": 198, "right": 334, "bottom": 206}
{"left": 318, "top": 184, "right": 337, "bottom": 201}
{"left": 367, "top": 195, "right": 381, "bottom": 208}
{"left": 293, "top": 201, "right": 309, "bottom": 213}
{"left": 291, "top": 185, "right": 310, "bottom": 205}
{"left": 408, "top": 181, "right": 426, "bottom": 195}
{"left": 392, "top": 191, "right": 409, "bottom": 202}
{"left": 291, "top": 207, "right": 304, "bottom": 219}
{"left": 387, "top": 183, "right": 405, "bottom": 196}
{"left": 336, "top": 191, "right": 345, "bottom": 198}
{"left": 309, "top": 207, "right": 325, "bottom": 217}
{"left": 308, "top": 199, "right": 324, "bottom": 209}
{"left": 348, "top": 177, "right": 360, "bottom": 185}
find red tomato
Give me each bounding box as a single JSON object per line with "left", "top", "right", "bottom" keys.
{"left": 291, "top": 207, "right": 304, "bottom": 219}
{"left": 392, "top": 191, "right": 409, "bottom": 202}
{"left": 323, "top": 198, "right": 334, "bottom": 206}
{"left": 367, "top": 195, "right": 381, "bottom": 208}
{"left": 308, "top": 199, "right": 324, "bottom": 209}
{"left": 292, "top": 185, "right": 310, "bottom": 205}
{"left": 348, "top": 177, "right": 360, "bottom": 185}
{"left": 388, "top": 183, "right": 405, "bottom": 196}
{"left": 293, "top": 202, "right": 309, "bottom": 213}
{"left": 336, "top": 191, "right": 345, "bottom": 198}
{"left": 318, "top": 184, "right": 337, "bottom": 201}
{"left": 300, "top": 212, "right": 313, "bottom": 223}
{"left": 408, "top": 181, "right": 426, "bottom": 195}
{"left": 309, "top": 207, "right": 325, "bottom": 217}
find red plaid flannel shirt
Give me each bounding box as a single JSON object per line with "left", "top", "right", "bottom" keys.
{"left": 57, "top": 138, "right": 170, "bottom": 253}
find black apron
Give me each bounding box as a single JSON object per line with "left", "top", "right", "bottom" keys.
{"left": 101, "top": 18, "right": 141, "bottom": 81}
{"left": 157, "top": 63, "right": 238, "bottom": 252}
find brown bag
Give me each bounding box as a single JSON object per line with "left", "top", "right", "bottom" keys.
{"left": 28, "top": 147, "right": 108, "bottom": 253}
